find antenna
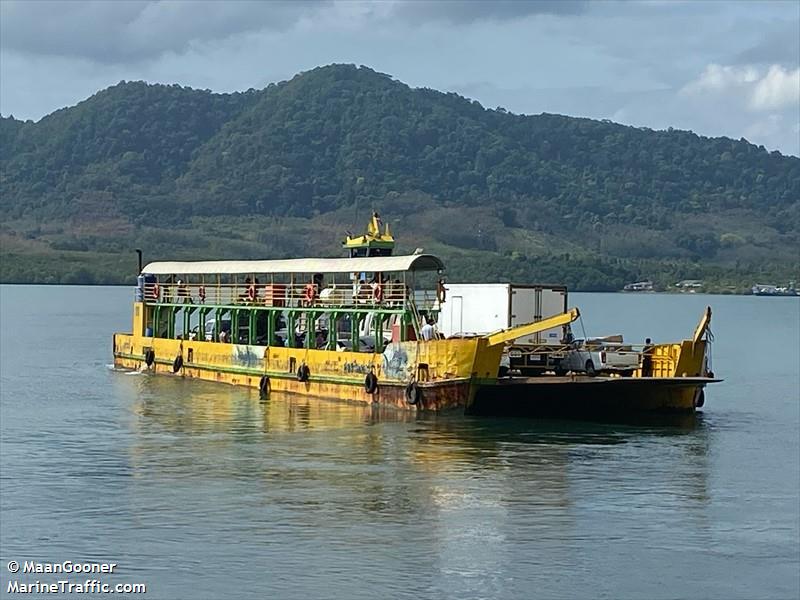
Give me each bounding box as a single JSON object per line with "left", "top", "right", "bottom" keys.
{"left": 135, "top": 248, "right": 142, "bottom": 273}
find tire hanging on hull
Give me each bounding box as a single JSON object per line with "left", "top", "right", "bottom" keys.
{"left": 259, "top": 375, "right": 270, "bottom": 397}
{"left": 405, "top": 381, "right": 421, "bottom": 405}
{"left": 296, "top": 364, "right": 310, "bottom": 382}
{"left": 364, "top": 372, "right": 378, "bottom": 394}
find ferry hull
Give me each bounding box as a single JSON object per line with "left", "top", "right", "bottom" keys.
{"left": 113, "top": 332, "right": 499, "bottom": 412}
{"left": 471, "top": 376, "right": 718, "bottom": 418}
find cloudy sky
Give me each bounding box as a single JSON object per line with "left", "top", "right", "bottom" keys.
{"left": 1, "top": 0, "right": 798, "bottom": 155}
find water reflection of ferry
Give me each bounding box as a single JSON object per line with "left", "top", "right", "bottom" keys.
{"left": 122, "top": 382, "right": 710, "bottom": 507}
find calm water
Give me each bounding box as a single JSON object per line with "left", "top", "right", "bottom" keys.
{"left": 1, "top": 285, "right": 798, "bottom": 599}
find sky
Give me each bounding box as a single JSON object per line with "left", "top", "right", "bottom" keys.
{"left": 1, "top": 0, "right": 798, "bottom": 156}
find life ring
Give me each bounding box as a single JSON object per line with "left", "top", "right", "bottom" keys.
{"left": 296, "top": 364, "right": 310, "bottom": 382}
{"left": 246, "top": 284, "right": 256, "bottom": 302}
{"left": 405, "top": 381, "right": 421, "bottom": 405}
{"left": 304, "top": 284, "right": 317, "bottom": 304}
{"left": 144, "top": 349, "right": 155, "bottom": 367}
{"left": 172, "top": 355, "right": 183, "bottom": 373}
{"left": 364, "top": 372, "right": 378, "bottom": 394}
{"left": 259, "top": 375, "right": 270, "bottom": 395}
{"left": 198, "top": 285, "right": 206, "bottom": 303}
{"left": 152, "top": 283, "right": 160, "bottom": 300}
{"left": 372, "top": 283, "right": 384, "bottom": 303}
{"left": 436, "top": 279, "right": 446, "bottom": 304}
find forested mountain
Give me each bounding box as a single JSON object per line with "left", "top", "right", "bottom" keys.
{"left": 1, "top": 64, "right": 798, "bottom": 290}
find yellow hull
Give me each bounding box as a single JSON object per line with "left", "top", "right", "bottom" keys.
{"left": 113, "top": 330, "right": 502, "bottom": 412}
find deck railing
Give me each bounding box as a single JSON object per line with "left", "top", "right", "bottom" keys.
{"left": 138, "top": 282, "right": 438, "bottom": 311}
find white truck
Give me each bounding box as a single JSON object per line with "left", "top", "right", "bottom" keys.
{"left": 559, "top": 335, "right": 641, "bottom": 376}
{"left": 437, "top": 283, "right": 570, "bottom": 375}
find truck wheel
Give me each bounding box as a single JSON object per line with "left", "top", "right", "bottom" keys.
{"left": 621, "top": 369, "right": 634, "bottom": 377}
{"left": 585, "top": 360, "right": 596, "bottom": 376}
{"left": 498, "top": 366, "right": 509, "bottom": 378}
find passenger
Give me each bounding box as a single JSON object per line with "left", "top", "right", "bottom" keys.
{"left": 421, "top": 317, "right": 436, "bottom": 341}
{"left": 177, "top": 279, "right": 192, "bottom": 304}
{"left": 642, "top": 338, "right": 654, "bottom": 377}
{"left": 357, "top": 279, "right": 370, "bottom": 304}
{"left": 219, "top": 330, "right": 229, "bottom": 343}
{"left": 387, "top": 278, "right": 402, "bottom": 306}
{"left": 316, "top": 330, "right": 326, "bottom": 349}
{"left": 165, "top": 275, "right": 175, "bottom": 302}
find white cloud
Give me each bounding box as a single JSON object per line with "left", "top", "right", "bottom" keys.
{"left": 750, "top": 65, "right": 800, "bottom": 110}
{"left": 680, "top": 63, "right": 759, "bottom": 94}
{"left": 682, "top": 63, "right": 800, "bottom": 114}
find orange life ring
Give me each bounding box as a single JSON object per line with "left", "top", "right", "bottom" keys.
{"left": 373, "top": 283, "right": 384, "bottom": 303}
{"left": 304, "top": 283, "right": 317, "bottom": 304}
{"left": 436, "top": 280, "right": 446, "bottom": 303}
{"left": 152, "top": 283, "right": 160, "bottom": 300}
{"left": 247, "top": 284, "right": 256, "bottom": 302}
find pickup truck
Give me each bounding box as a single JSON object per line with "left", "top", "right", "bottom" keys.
{"left": 558, "top": 336, "right": 640, "bottom": 376}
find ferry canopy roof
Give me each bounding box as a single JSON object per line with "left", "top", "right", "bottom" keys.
{"left": 142, "top": 254, "right": 444, "bottom": 276}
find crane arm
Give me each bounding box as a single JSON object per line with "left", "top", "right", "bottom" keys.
{"left": 484, "top": 308, "right": 580, "bottom": 347}
{"left": 692, "top": 306, "right": 712, "bottom": 346}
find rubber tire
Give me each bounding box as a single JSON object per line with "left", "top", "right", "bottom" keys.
{"left": 172, "top": 355, "right": 183, "bottom": 373}
{"left": 259, "top": 375, "right": 270, "bottom": 396}
{"left": 296, "top": 365, "right": 310, "bottom": 382}
{"left": 695, "top": 389, "right": 705, "bottom": 408}
{"left": 498, "top": 366, "right": 509, "bottom": 378}
{"left": 585, "top": 360, "right": 596, "bottom": 377}
{"left": 144, "top": 349, "right": 155, "bottom": 367}
{"left": 405, "top": 381, "right": 421, "bottom": 405}
{"left": 620, "top": 369, "right": 634, "bottom": 377}
{"left": 364, "top": 372, "right": 378, "bottom": 394}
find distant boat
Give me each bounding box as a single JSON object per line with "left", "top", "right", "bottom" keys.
{"left": 623, "top": 280, "right": 654, "bottom": 292}
{"left": 751, "top": 283, "right": 799, "bottom": 297}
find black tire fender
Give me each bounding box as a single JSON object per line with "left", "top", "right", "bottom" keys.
{"left": 364, "top": 372, "right": 378, "bottom": 394}
{"left": 172, "top": 355, "right": 183, "bottom": 373}
{"left": 405, "top": 381, "right": 421, "bottom": 405}
{"left": 144, "top": 349, "right": 155, "bottom": 367}
{"left": 585, "top": 360, "right": 596, "bottom": 377}
{"left": 296, "top": 364, "right": 310, "bottom": 382}
{"left": 695, "top": 388, "right": 705, "bottom": 408}
{"left": 259, "top": 375, "right": 270, "bottom": 395}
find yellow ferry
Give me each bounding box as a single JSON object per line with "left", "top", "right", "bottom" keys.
{"left": 113, "top": 215, "right": 720, "bottom": 416}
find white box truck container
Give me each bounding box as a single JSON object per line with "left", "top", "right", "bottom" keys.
{"left": 437, "top": 283, "right": 569, "bottom": 376}
{"left": 438, "top": 283, "right": 568, "bottom": 344}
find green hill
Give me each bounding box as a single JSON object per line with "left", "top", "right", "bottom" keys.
{"left": 1, "top": 64, "right": 798, "bottom": 291}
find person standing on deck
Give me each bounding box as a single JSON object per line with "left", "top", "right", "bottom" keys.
{"left": 421, "top": 317, "right": 436, "bottom": 341}
{"left": 642, "top": 338, "right": 654, "bottom": 376}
